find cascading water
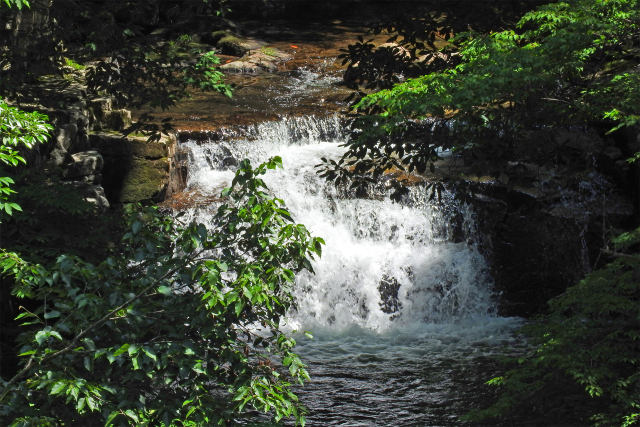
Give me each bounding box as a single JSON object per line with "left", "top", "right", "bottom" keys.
{"left": 183, "top": 115, "right": 523, "bottom": 425}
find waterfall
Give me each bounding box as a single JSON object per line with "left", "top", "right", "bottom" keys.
{"left": 182, "top": 115, "right": 499, "bottom": 334}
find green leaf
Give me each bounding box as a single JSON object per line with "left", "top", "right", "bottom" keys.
{"left": 35, "top": 330, "right": 48, "bottom": 345}
{"left": 125, "top": 409, "right": 139, "bottom": 423}
{"left": 157, "top": 285, "right": 172, "bottom": 295}
{"left": 113, "top": 343, "right": 129, "bottom": 357}
{"left": 49, "top": 380, "right": 66, "bottom": 395}
{"left": 128, "top": 344, "right": 139, "bottom": 356}
{"left": 142, "top": 347, "right": 157, "bottom": 362}
{"left": 235, "top": 301, "right": 244, "bottom": 317}
{"left": 77, "top": 397, "right": 86, "bottom": 412}
{"left": 44, "top": 310, "right": 61, "bottom": 319}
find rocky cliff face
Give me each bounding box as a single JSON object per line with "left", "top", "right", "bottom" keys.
{"left": 460, "top": 176, "right": 633, "bottom": 316}
{"left": 447, "top": 128, "right": 639, "bottom": 316}
{"left": 21, "top": 75, "right": 187, "bottom": 209}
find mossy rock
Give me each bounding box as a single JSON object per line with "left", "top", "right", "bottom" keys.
{"left": 128, "top": 139, "right": 167, "bottom": 159}
{"left": 119, "top": 158, "right": 169, "bottom": 203}
{"left": 88, "top": 132, "right": 175, "bottom": 204}
{"left": 89, "top": 133, "right": 168, "bottom": 159}
{"left": 204, "top": 30, "right": 230, "bottom": 45}
{"left": 217, "top": 35, "right": 250, "bottom": 56}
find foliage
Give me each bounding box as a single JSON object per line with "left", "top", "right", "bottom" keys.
{"left": 0, "top": 0, "right": 233, "bottom": 110}
{"left": 62, "top": 57, "right": 85, "bottom": 71}
{"left": 339, "top": 0, "right": 544, "bottom": 98}
{"left": 0, "top": 157, "right": 323, "bottom": 426}
{"left": 85, "top": 38, "right": 232, "bottom": 111}
{"left": 325, "top": 0, "right": 640, "bottom": 187}
{"left": 1, "top": 0, "right": 28, "bottom": 9}
{"left": 2, "top": 170, "right": 120, "bottom": 263}
{"left": 183, "top": 50, "right": 232, "bottom": 97}
{"left": 469, "top": 241, "right": 640, "bottom": 426}
{"left": 0, "top": 100, "right": 52, "bottom": 216}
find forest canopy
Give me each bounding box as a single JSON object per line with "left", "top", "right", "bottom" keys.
{"left": 324, "top": 0, "right": 640, "bottom": 189}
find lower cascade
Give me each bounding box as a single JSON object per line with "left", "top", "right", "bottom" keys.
{"left": 183, "top": 115, "right": 522, "bottom": 425}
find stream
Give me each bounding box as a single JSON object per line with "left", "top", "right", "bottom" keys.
{"left": 176, "top": 43, "right": 524, "bottom": 425}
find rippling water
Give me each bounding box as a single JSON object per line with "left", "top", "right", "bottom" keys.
{"left": 183, "top": 114, "right": 524, "bottom": 425}
{"left": 294, "top": 320, "right": 524, "bottom": 426}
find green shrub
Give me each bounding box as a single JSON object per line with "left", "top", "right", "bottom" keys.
{"left": 323, "top": 0, "right": 640, "bottom": 183}
{"left": 0, "top": 157, "right": 323, "bottom": 426}
{"left": 470, "top": 243, "right": 640, "bottom": 426}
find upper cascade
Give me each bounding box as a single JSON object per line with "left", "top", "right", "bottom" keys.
{"left": 182, "top": 115, "right": 497, "bottom": 333}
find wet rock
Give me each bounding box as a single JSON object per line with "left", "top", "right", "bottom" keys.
{"left": 222, "top": 156, "right": 238, "bottom": 167}
{"left": 220, "top": 60, "right": 261, "bottom": 73}
{"left": 220, "top": 47, "right": 292, "bottom": 73}
{"left": 165, "top": 145, "right": 189, "bottom": 200}
{"left": 378, "top": 274, "right": 402, "bottom": 316}
{"left": 457, "top": 170, "right": 634, "bottom": 317}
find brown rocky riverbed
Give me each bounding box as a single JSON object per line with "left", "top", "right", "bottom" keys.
{"left": 133, "top": 20, "right": 382, "bottom": 132}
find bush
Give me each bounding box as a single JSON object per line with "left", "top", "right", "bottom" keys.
{"left": 0, "top": 157, "right": 323, "bottom": 426}
{"left": 470, "top": 236, "right": 640, "bottom": 426}
{"left": 324, "top": 0, "right": 640, "bottom": 182}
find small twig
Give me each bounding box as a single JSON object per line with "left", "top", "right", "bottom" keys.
{"left": 540, "top": 97, "right": 571, "bottom": 104}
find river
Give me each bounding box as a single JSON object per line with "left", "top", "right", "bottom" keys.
{"left": 180, "top": 110, "right": 524, "bottom": 425}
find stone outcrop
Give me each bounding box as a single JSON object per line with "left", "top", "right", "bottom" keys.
{"left": 220, "top": 47, "right": 292, "bottom": 73}
{"left": 88, "top": 133, "right": 181, "bottom": 204}
{"left": 22, "top": 73, "right": 186, "bottom": 208}
{"left": 448, "top": 163, "right": 635, "bottom": 317}
{"left": 63, "top": 150, "right": 104, "bottom": 184}
{"left": 221, "top": 48, "right": 292, "bottom": 73}
{"left": 217, "top": 35, "right": 258, "bottom": 56}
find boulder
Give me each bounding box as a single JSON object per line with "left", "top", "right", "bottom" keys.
{"left": 220, "top": 60, "right": 261, "bottom": 73}
{"left": 217, "top": 35, "right": 252, "bottom": 56}
{"left": 89, "top": 132, "right": 176, "bottom": 204}
{"left": 64, "top": 150, "right": 104, "bottom": 182}
{"left": 220, "top": 48, "right": 292, "bottom": 74}
{"left": 64, "top": 182, "right": 110, "bottom": 211}
{"left": 104, "top": 109, "right": 132, "bottom": 131}
{"left": 47, "top": 123, "right": 78, "bottom": 167}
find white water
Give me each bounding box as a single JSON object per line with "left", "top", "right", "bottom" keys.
{"left": 181, "top": 70, "right": 523, "bottom": 427}
{"left": 183, "top": 116, "right": 516, "bottom": 337}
